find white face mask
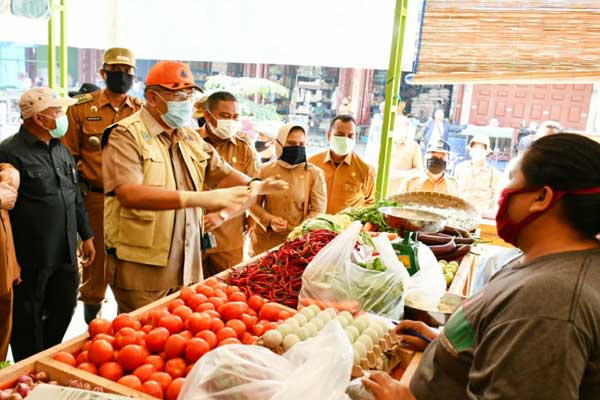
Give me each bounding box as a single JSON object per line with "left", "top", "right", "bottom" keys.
{"left": 470, "top": 147, "right": 487, "bottom": 162}
{"left": 330, "top": 136, "right": 355, "bottom": 156}
{"left": 208, "top": 112, "right": 242, "bottom": 139}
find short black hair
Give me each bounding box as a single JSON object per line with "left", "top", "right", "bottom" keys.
{"left": 206, "top": 91, "right": 237, "bottom": 112}
{"left": 522, "top": 133, "right": 600, "bottom": 239}
{"left": 329, "top": 114, "right": 356, "bottom": 131}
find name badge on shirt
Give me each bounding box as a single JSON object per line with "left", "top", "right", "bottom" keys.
{"left": 86, "top": 116, "right": 102, "bottom": 121}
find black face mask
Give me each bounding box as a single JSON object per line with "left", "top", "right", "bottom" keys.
{"left": 279, "top": 146, "right": 306, "bottom": 165}
{"left": 254, "top": 140, "right": 270, "bottom": 153}
{"left": 105, "top": 70, "right": 134, "bottom": 94}
{"left": 426, "top": 157, "right": 446, "bottom": 174}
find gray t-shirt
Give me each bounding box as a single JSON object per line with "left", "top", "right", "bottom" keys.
{"left": 410, "top": 248, "right": 600, "bottom": 399}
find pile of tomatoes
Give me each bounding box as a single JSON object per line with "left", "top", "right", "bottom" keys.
{"left": 51, "top": 278, "right": 294, "bottom": 399}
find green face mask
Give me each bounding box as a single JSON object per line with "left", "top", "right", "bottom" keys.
{"left": 41, "top": 114, "right": 69, "bottom": 138}
{"left": 330, "top": 135, "right": 355, "bottom": 156}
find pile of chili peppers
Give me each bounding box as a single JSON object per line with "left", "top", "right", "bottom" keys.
{"left": 226, "top": 229, "right": 338, "bottom": 308}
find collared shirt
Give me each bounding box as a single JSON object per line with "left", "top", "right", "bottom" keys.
{"left": 400, "top": 169, "right": 459, "bottom": 196}
{"left": 198, "top": 127, "right": 258, "bottom": 253}
{"left": 0, "top": 126, "right": 94, "bottom": 268}
{"left": 308, "top": 150, "right": 375, "bottom": 214}
{"left": 388, "top": 139, "right": 423, "bottom": 195}
{"left": 102, "top": 107, "right": 231, "bottom": 290}
{"left": 454, "top": 161, "right": 502, "bottom": 215}
{"left": 63, "top": 89, "right": 142, "bottom": 189}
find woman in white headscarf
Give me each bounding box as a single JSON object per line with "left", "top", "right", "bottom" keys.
{"left": 248, "top": 123, "right": 327, "bottom": 255}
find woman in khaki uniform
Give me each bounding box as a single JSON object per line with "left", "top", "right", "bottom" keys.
{"left": 249, "top": 124, "right": 327, "bottom": 255}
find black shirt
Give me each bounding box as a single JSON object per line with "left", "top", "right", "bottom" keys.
{"left": 0, "top": 126, "right": 94, "bottom": 268}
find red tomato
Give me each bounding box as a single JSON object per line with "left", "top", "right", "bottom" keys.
{"left": 53, "top": 351, "right": 77, "bottom": 367}
{"left": 82, "top": 340, "right": 92, "bottom": 352}
{"left": 247, "top": 308, "right": 258, "bottom": 317}
{"left": 141, "top": 380, "right": 163, "bottom": 399}
{"left": 93, "top": 333, "right": 116, "bottom": 346}
{"left": 225, "top": 319, "right": 247, "bottom": 338}
{"left": 184, "top": 338, "right": 210, "bottom": 363}
{"left": 166, "top": 377, "right": 185, "bottom": 400}
{"left": 203, "top": 278, "right": 219, "bottom": 287}
{"left": 251, "top": 323, "right": 265, "bottom": 336}
{"left": 196, "top": 302, "right": 215, "bottom": 312}
{"left": 133, "top": 363, "right": 156, "bottom": 383}
{"left": 150, "top": 371, "right": 172, "bottom": 392}
{"left": 241, "top": 332, "right": 257, "bottom": 345}
{"left": 225, "top": 285, "right": 240, "bottom": 296}
{"left": 218, "top": 337, "right": 241, "bottom": 346}
{"left": 76, "top": 362, "right": 97, "bottom": 375}
{"left": 88, "top": 318, "right": 113, "bottom": 338}
{"left": 247, "top": 295, "right": 266, "bottom": 312}
{"left": 114, "top": 327, "right": 138, "bottom": 349}
{"left": 117, "top": 344, "right": 145, "bottom": 371}
{"left": 216, "top": 327, "right": 238, "bottom": 343}
{"left": 159, "top": 315, "right": 184, "bottom": 334}
{"left": 210, "top": 318, "right": 225, "bottom": 333}
{"left": 263, "top": 322, "right": 278, "bottom": 332}
{"left": 145, "top": 327, "right": 170, "bottom": 353}
{"left": 241, "top": 314, "right": 258, "bottom": 330}
{"left": 218, "top": 302, "right": 250, "bottom": 321}
{"left": 88, "top": 339, "right": 114, "bottom": 366}
{"left": 228, "top": 292, "right": 246, "bottom": 302}
{"left": 213, "top": 289, "right": 228, "bottom": 300}
{"left": 148, "top": 307, "right": 171, "bottom": 327}
{"left": 146, "top": 355, "right": 165, "bottom": 372}
{"left": 142, "top": 324, "right": 153, "bottom": 334}
{"left": 205, "top": 310, "right": 221, "bottom": 319}
{"left": 173, "top": 305, "right": 193, "bottom": 321}
{"left": 195, "top": 330, "right": 218, "bottom": 349}
{"left": 164, "top": 334, "right": 187, "bottom": 359}
{"left": 207, "top": 297, "right": 225, "bottom": 309}
{"left": 195, "top": 284, "right": 214, "bottom": 297}
{"left": 168, "top": 299, "right": 185, "bottom": 313}
{"left": 179, "top": 286, "right": 196, "bottom": 303}
{"left": 186, "top": 293, "right": 208, "bottom": 311}
{"left": 165, "top": 358, "right": 187, "bottom": 379}
{"left": 99, "top": 361, "right": 124, "bottom": 381}
{"left": 112, "top": 314, "right": 140, "bottom": 333}
{"left": 118, "top": 375, "right": 143, "bottom": 391}
{"left": 184, "top": 364, "right": 194, "bottom": 377}
{"left": 179, "top": 330, "right": 193, "bottom": 340}
{"left": 258, "top": 303, "right": 281, "bottom": 322}
{"left": 184, "top": 312, "right": 210, "bottom": 333}
{"left": 76, "top": 350, "right": 89, "bottom": 365}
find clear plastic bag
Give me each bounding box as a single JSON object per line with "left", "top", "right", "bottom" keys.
{"left": 179, "top": 321, "right": 353, "bottom": 400}
{"left": 404, "top": 243, "right": 447, "bottom": 310}
{"left": 299, "top": 222, "right": 408, "bottom": 320}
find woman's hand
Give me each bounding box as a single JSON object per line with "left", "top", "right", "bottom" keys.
{"left": 395, "top": 320, "right": 439, "bottom": 351}
{"left": 362, "top": 371, "right": 415, "bottom": 400}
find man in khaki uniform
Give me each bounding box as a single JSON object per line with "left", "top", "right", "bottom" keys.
{"left": 102, "top": 61, "right": 286, "bottom": 313}
{"left": 250, "top": 123, "right": 327, "bottom": 255}
{"left": 388, "top": 115, "right": 423, "bottom": 195}
{"left": 401, "top": 139, "right": 458, "bottom": 195}
{"left": 454, "top": 134, "right": 502, "bottom": 217}
{"left": 309, "top": 115, "right": 375, "bottom": 214}
{"left": 197, "top": 91, "right": 258, "bottom": 275}
{"left": 0, "top": 163, "right": 19, "bottom": 360}
{"left": 63, "top": 47, "right": 142, "bottom": 323}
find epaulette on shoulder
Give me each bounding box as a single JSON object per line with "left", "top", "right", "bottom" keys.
{"left": 133, "top": 97, "right": 144, "bottom": 106}
{"left": 74, "top": 93, "right": 94, "bottom": 105}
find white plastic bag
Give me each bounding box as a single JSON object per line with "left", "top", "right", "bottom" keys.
{"left": 299, "top": 222, "right": 407, "bottom": 319}
{"left": 179, "top": 321, "right": 353, "bottom": 400}
{"left": 404, "top": 244, "right": 447, "bottom": 310}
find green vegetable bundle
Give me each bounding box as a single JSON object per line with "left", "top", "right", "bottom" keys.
{"left": 342, "top": 199, "right": 399, "bottom": 232}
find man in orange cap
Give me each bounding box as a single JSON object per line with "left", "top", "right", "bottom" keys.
{"left": 63, "top": 47, "right": 143, "bottom": 323}
{"left": 102, "top": 61, "right": 287, "bottom": 313}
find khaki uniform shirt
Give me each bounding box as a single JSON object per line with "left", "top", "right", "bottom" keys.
{"left": 308, "top": 151, "right": 375, "bottom": 215}
{"left": 102, "top": 108, "right": 231, "bottom": 290}
{"left": 401, "top": 170, "right": 459, "bottom": 196}
{"left": 63, "top": 90, "right": 142, "bottom": 189}
{"left": 0, "top": 164, "right": 19, "bottom": 295}
{"left": 199, "top": 127, "right": 258, "bottom": 252}
{"left": 249, "top": 161, "right": 327, "bottom": 255}
{"left": 454, "top": 161, "right": 502, "bottom": 215}
{"left": 388, "top": 140, "right": 423, "bottom": 195}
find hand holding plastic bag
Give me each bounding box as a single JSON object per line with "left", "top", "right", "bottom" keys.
{"left": 178, "top": 321, "right": 353, "bottom": 400}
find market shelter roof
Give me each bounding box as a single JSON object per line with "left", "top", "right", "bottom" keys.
{"left": 407, "top": 0, "right": 600, "bottom": 84}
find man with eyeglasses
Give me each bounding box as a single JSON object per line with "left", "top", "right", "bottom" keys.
{"left": 197, "top": 91, "right": 258, "bottom": 276}
{"left": 63, "top": 47, "right": 143, "bottom": 323}
{"left": 101, "top": 61, "right": 287, "bottom": 313}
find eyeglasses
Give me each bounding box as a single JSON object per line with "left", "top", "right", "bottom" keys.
{"left": 157, "top": 89, "right": 195, "bottom": 101}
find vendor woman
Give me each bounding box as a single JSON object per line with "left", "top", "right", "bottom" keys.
{"left": 249, "top": 123, "right": 327, "bottom": 255}
{"left": 364, "top": 133, "right": 600, "bottom": 399}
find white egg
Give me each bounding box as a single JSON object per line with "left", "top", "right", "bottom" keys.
{"left": 345, "top": 326, "right": 360, "bottom": 342}
{"left": 285, "top": 318, "right": 300, "bottom": 330}
{"left": 283, "top": 334, "right": 300, "bottom": 351}
{"left": 310, "top": 317, "right": 324, "bottom": 331}
{"left": 262, "top": 330, "right": 283, "bottom": 349}
{"left": 277, "top": 324, "right": 292, "bottom": 337}
{"left": 356, "top": 334, "right": 374, "bottom": 350}
{"left": 304, "top": 323, "right": 318, "bottom": 337}
{"left": 334, "top": 315, "right": 350, "bottom": 328}
{"left": 338, "top": 311, "right": 354, "bottom": 322}
{"left": 352, "top": 318, "right": 369, "bottom": 333}
{"left": 324, "top": 308, "right": 337, "bottom": 318}
{"left": 363, "top": 328, "right": 379, "bottom": 342}
{"left": 296, "top": 327, "right": 309, "bottom": 341}
{"left": 317, "top": 312, "right": 332, "bottom": 324}
{"left": 293, "top": 313, "right": 308, "bottom": 326}
{"left": 299, "top": 307, "right": 315, "bottom": 320}
{"left": 308, "top": 304, "right": 322, "bottom": 314}
{"left": 352, "top": 341, "right": 367, "bottom": 358}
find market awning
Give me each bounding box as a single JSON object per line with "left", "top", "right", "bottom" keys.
{"left": 408, "top": 0, "right": 600, "bottom": 84}
{"left": 0, "top": 0, "right": 423, "bottom": 71}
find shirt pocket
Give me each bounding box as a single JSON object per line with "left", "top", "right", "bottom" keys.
{"left": 118, "top": 208, "right": 156, "bottom": 248}
{"left": 82, "top": 121, "right": 104, "bottom": 150}
{"left": 22, "top": 165, "right": 53, "bottom": 196}
{"left": 141, "top": 148, "right": 166, "bottom": 187}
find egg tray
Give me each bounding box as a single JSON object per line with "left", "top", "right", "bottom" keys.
{"left": 257, "top": 328, "right": 407, "bottom": 378}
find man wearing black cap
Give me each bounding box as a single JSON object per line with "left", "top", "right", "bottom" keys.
{"left": 63, "top": 47, "right": 143, "bottom": 323}
{"left": 400, "top": 139, "right": 458, "bottom": 195}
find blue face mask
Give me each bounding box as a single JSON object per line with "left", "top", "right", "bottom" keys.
{"left": 155, "top": 92, "right": 193, "bottom": 128}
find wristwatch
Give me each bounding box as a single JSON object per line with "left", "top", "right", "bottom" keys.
{"left": 218, "top": 210, "right": 229, "bottom": 221}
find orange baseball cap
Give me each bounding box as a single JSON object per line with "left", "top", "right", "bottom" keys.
{"left": 145, "top": 61, "right": 203, "bottom": 92}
